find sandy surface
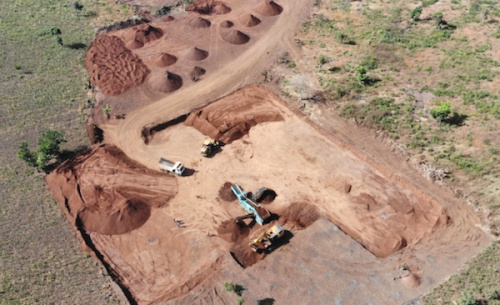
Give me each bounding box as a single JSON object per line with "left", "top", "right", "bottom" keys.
{"left": 45, "top": 0, "right": 492, "bottom": 304}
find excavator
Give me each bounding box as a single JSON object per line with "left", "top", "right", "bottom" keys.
{"left": 249, "top": 224, "right": 285, "bottom": 253}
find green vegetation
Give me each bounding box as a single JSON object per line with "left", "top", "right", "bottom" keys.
{"left": 17, "top": 130, "right": 66, "bottom": 170}
{"left": 224, "top": 282, "right": 246, "bottom": 304}
{"left": 298, "top": 1, "right": 500, "bottom": 303}
{"left": 224, "top": 282, "right": 245, "bottom": 296}
{"left": 430, "top": 101, "right": 451, "bottom": 122}
{"left": 1, "top": 0, "right": 132, "bottom": 303}
{"left": 423, "top": 241, "right": 500, "bottom": 305}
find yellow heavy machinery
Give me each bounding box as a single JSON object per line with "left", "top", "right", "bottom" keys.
{"left": 200, "top": 139, "right": 220, "bottom": 157}
{"left": 249, "top": 224, "right": 285, "bottom": 252}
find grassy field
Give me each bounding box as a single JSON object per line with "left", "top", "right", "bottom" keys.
{"left": 289, "top": 0, "right": 500, "bottom": 303}
{"left": 0, "top": 0, "right": 131, "bottom": 303}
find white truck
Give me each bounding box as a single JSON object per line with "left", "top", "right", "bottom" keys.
{"left": 158, "top": 158, "right": 185, "bottom": 176}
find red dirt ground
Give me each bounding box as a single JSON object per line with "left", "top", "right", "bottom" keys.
{"left": 45, "top": 0, "right": 492, "bottom": 304}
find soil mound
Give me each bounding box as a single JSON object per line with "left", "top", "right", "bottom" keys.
{"left": 78, "top": 199, "right": 151, "bottom": 235}
{"left": 221, "top": 30, "right": 250, "bottom": 45}
{"left": 191, "top": 0, "right": 231, "bottom": 15}
{"left": 217, "top": 220, "right": 250, "bottom": 242}
{"left": 154, "top": 52, "right": 177, "bottom": 67}
{"left": 279, "top": 202, "right": 320, "bottom": 230}
{"left": 162, "top": 15, "right": 175, "bottom": 22}
{"left": 190, "top": 66, "right": 206, "bottom": 80}
{"left": 184, "top": 47, "right": 209, "bottom": 61}
{"left": 184, "top": 84, "right": 283, "bottom": 143}
{"left": 219, "top": 182, "right": 237, "bottom": 201}
{"left": 230, "top": 243, "right": 265, "bottom": 268}
{"left": 124, "top": 24, "right": 163, "bottom": 49}
{"left": 220, "top": 20, "right": 234, "bottom": 28}
{"left": 85, "top": 35, "right": 150, "bottom": 95}
{"left": 45, "top": 144, "right": 178, "bottom": 235}
{"left": 400, "top": 270, "right": 422, "bottom": 288}
{"left": 239, "top": 14, "right": 261, "bottom": 27}
{"left": 149, "top": 71, "right": 183, "bottom": 93}
{"left": 190, "top": 16, "right": 211, "bottom": 28}
{"left": 253, "top": 0, "right": 283, "bottom": 16}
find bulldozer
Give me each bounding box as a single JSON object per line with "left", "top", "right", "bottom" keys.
{"left": 249, "top": 224, "right": 285, "bottom": 253}
{"left": 200, "top": 139, "right": 220, "bottom": 157}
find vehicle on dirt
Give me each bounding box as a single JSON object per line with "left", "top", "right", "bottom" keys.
{"left": 200, "top": 139, "right": 220, "bottom": 157}
{"left": 231, "top": 184, "right": 272, "bottom": 225}
{"left": 158, "top": 158, "right": 185, "bottom": 176}
{"left": 249, "top": 224, "right": 285, "bottom": 252}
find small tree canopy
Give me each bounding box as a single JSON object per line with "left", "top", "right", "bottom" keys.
{"left": 17, "top": 130, "right": 66, "bottom": 170}
{"left": 430, "top": 101, "right": 451, "bottom": 122}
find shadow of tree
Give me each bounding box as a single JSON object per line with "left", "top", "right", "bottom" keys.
{"left": 258, "top": 298, "right": 275, "bottom": 305}
{"left": 66, "top": 42, "right": 87, "bottom": 50}
{"left": 443, "top": 112, "right": 467, "bottom": 126}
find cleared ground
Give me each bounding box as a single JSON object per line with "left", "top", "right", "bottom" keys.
{"left": 43, "top": 0, "right": 493, "bottom": 304}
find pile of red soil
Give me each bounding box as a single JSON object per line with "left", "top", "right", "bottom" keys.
{"left": 217, "top": 219, "right": 250, "bottom": 242}
{"left": 218, "top": 182, "right": 237, "bottom": 201}
{"left": 123, "top": 24, "right": 163, "bottom": 49}
{"left": 184, "top": 84, "right": 283, "bottom": 143}
{"left": 85, "top": 35, "right": 150, "bottom": 96}
{"left": 278, "top": 202, "right": 320, "bottom": 230}
{"left": 221, "top": 30, "right": 250, "bottom": 45}
{"left": 184, "top": 47, "right": 209, "bottom": 61}
{"left": 154, "top": 52, "right": 177, "bottom": 67}
{"left": 253, "top": 0, "right": 283, "bottom": 16}
{"left": 190, "top": 0, "right": 231, "bottom": 15}
{"left": 45, "top": 144, "right": 178, "bottom": 235}
{"left": 220, "top": 20, "right": 234, "bottom": 28}
{"left": 190, "top": 66, "right": 206, "bottom": 80}
{"left": 190, "top": 16, "right": 211, "bottom": 28}
{"left": 239, "top": 14, "right": 261, "bottom": 27}
{"left": 149, "top": 71, "right": 183, "bottom": 93}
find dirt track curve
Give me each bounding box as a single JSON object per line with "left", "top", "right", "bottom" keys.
{"left": 102, "top": 0, "right": 314, "bottom": 171}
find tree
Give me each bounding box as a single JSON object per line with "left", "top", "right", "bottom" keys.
{"left": 17, "top": 130, "right": 66, "bottom": 170}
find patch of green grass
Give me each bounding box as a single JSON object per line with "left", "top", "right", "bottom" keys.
{"left": 423, "top": 241, "right": 500, "bottom": 305}
{"left": 0, "top": 0, "right": 130, "bottom": 303}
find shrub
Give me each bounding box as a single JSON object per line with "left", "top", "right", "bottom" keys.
{"left": 457, "top": 291, "right": 476, "bottom": 305}
{"left": 411, "top": 6, "right": 423, "bottom": 20}
{"left": 224, "top": 282, "right": 245, "bottom": 296}
{"left": 17, "top": 130, "right": 66, "bottom": 170}
{"left": 430, "top": 101, "right": 451, "bottom": 122}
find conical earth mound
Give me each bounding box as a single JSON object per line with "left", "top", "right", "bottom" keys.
{"left": 221, "top": 30, "right": 250, "bottom": 45}
{"left": 154, "top": 52, "right": 177, "bottom": 67}
{"left": 190, "top": 66, "right": 206, "bottom": 79}
{"left": 192, "top": 1, "right": 231, "bottom": 15}
{"left": 190, "top": 16, "right": 211, "bottom": 28}
{"left": 149, "top": 71, "right": 183, "bottom": 93}
{"left": 184, "top": 47, "right": 209, "bottom": 61}
{"left": 240, "top": 14, "right": 261, "bottom": 27}
{"left": 253, "top": 0, "right": 283, "bottom": 16}
{"left": 125, "top": 24, "right": 164, "bottom": 49}
{"left": 162, "top": 15, "right": 175, "bottom": 22}
{"left": 220, "top": 20, "right": 234, "bottom": 28}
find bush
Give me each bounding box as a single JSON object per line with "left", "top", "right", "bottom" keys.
{"left": 17, "top": 130, "right": 66, "bottom": 170}
{"left": 411, "top": 6, "right": 423, "bottom": 20}
{"left": 224, "top": 282, "right": 245, "bottom": 296}
{"left": 457, "top": 291, "right": 476, "bottom": 305}
{"left": 430, "top": 101, "right": 451, "bottom": 122}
